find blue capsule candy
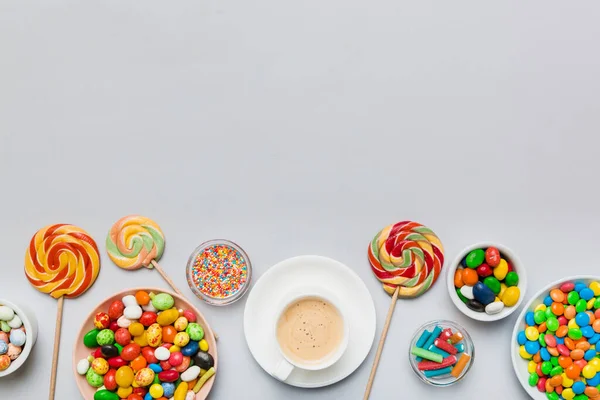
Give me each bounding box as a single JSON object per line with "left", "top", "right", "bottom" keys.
{"left": 584, "top": 349, "right": 596, "bottom": 361}
{"left": 572, "top": 381, "right": 585, "bottom": 395}
{"left": 540, "top": 347, "right": 551, "bottom": 361}
{"left": 575, "top": 312, "right": 590, "bottom": 327}
{"left": 181, "top": 340, "right": 200, "bottom": 357}
{"left": 580, "top": 287, "right": 594, "bottom": 300}
{"left": 525, "top": 340, "right": 540, "bottom": 355}
{"left": 517, "top": 331, "right": 527, "bottom": 345}
{"left": 543, "top": 296, "right": 553, "bottom": 306}
{"left": 525, "top": 312, "right": 535, "bottom": 326}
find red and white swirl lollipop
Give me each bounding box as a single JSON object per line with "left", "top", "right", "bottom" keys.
{"left": 364, "top": 221, "right": 445, "bottom": 399}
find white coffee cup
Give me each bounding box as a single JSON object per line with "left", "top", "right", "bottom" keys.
{"left": 271, "top": 287, "right": 349, "bottom": 381}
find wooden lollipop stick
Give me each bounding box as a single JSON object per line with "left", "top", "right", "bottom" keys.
{"left": 151, "top": 260, "right": 218, "bottom": 340}
{"left": 363, "top": 286, "right": 400, "bottom": 400}
{"left": 49, "top": 296, "right": 64, "bottom": 400}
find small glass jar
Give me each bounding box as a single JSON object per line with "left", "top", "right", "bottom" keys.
{"left": 408, "top": 320, "right": 475, "bottom": 386}
{"left": 186, "top": 239, "right": 252, "bottom": 306}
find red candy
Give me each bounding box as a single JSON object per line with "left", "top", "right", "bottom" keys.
{"left": 159, "top": 360, "right": 172, "bottom": 371}
{"left": 93, "top": 348, "right": 104, "bottom": 359}
{"left": 169, "top": 352, "right": 183, "bottom": 367}
{"left": 557, "top": 344, "right": 570, "bottom": 357}
{"left": 141, "top": 346, "right": 158, "bottom": 364}
{"left": 182, "top": 310, "right": 196, "bottom": 323}
{"left": 121, "top": 343, "right": 141, "bottom": 361}
{"left": 139, "top": 312, "right": 157, "bottom": 327}
{"left": 157, "top": 370, "right": 179, "bottom": 382}
{"left": 417, "top": 355, "right": 458, "bottom": 371}
{"left": 109, "top": 321, "right": 119, "bottom": 332}
{"left": 485, "top": 247, "right": 501, "bottom": 267}
{"left": 434, "top": 338, "right": 458, "bottom": 355}
{"left": 108, "top": 356, "right": 127, "bottom": 368}
{"left": 476, "top": 263, "right": 492, "bottom": 277}
{"left": 537, "top": 377, "right": 547, "bottom": 392}
{"left": 108, "top": 300, "right": 125, "bottom": 320}
{"left": 115, "top": 328, "right": 132, "bottom": 346}
{"left": 560, "top": 282, "right": 575, "bottom": 293}
{"left": 104, "top": 369, "right": 117, "bottom": 391}
{"left": 94, "top": 312, "right": 110, "bottom": 329}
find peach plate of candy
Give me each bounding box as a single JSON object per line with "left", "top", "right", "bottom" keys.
{"left": 73, "top": 288, "right": 217, "bottom": 400}
{"left": 409, "top": 320, "right": 475, "bottom": 387}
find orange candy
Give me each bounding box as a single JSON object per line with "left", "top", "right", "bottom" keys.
{"left": 135, "top": 291, "right": 150, "bottom": 306}
{"left": 538, "top": 322, "right": 547, "bottom": 333}
{"left": 595, "top": 309, "right": 600, "bottom": 319}
{"left": 548, "top": 347, "right": 559, "bottom": 356}
{"left": 461, "top": 269, "right": 478, "bottom": 286}
{"left": 545, "top": 379, "right": 554, "bottom": 393}
{"left": 551, "top": 302, "right": 565, "bottom": 316}
{"left": 558, "top": 356, "right": 573, "bottom": 368}
{"left": 555, "top": 385, "right": 563, "bottom": 395}
{"left": 565, "top": 338, "right": 576, "bottom": 351}
{"left": 566, "top": 364, "right": 581, "bottom": 380}
{"left": 188, "top": 379, "right": 198, "bottom": 390}
{"left": 556, "top": 326, "right": 569, "bottom": 338}
{"left": 564, "top": 306, "right": 576, "bottom": 320}
{"left": 570, "top": 349, "right": 584, "bottom": 360}
{"left": 586, "top": 387, "right": 600, "bottom": 397}
{"left": 162, "top": 326, "right": 177, "bottom": 343}
{"left": 593, "top": 319, "right": 600, "bottom": 333}
{"left": 550, "top": 289, "right": 565, "bottom": 303}
{"left": 130, "top": 355, "right": 147, "bottom": 372}
{"left": 576, "top": 341, "right": 590, "bottom": 351}
{"left": 454, "top": 269, "right": 464, "bottom": 288}
{"left": 128, "top": 395, "right": 144, "bottom": 400}
{"left": 549, "top": 375, "right": 563, "bottom": 387}
{"left": 533, "top": 353, "right": 542, "bottom": 363}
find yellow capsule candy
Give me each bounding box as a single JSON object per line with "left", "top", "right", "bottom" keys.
{"left": 519, "top": 345, "right": 532, "bottom": 360}
{"left": 527, "top": 361, "right": 537, "bottom": 374}
{"left": 583, "top": 364, "right": 597, "bottom": 379}
{"left": 157, "top": 308, "right": 180, "bottom": 326}
{"left": 149, "top": 383, "right": 164, "bottom": 398}
{"left": 129, "top": 322, "right": 145, "bottom": 337}
{"left": 534, "top": 304, "right": 547, "bottom": 312}
{"left": 117, "top": 386, "right": 133, "bottom": 398}
{"left": 170, "top": 345, "right": 181, "bottom": 353}
{"left": 503, "top": 287, "right": 520, "bottom": 307}
{"left": 589, "top": 358, "right": 600, "bottom": 372}
{"left": 588, "top": 298, "right": 596, "bottom": 310}
{"left": 199, "top": 339, "right": 209, "bottom": 352}
{"left": 174, "top": 381, "right": 188, "bottom": 400}
{"left": 134, "top": 333, "right": 148, "bottom": 347}
{"left": 174, "top": 316, "right": 189, "bottom": 332}
{"left": 590, "top": 282, "right": 600, "bottom": 296}
{"left": 174, "top": 332, "right": 190, "bottom": 347}
{"left": 525, "top": 327, "right": 539, "bottom": 341}
{"left": 562, "top": 388, "right": 575, "bottom": 400}
{"left": 498, "top": 283, "right": 507, "bottom": 300}
{"left": 116, "top": 366, "right": 134, "bottom": 387}
{"left": 146, "top": 323, "right": 163, "bottom": 347}
{"left": 562, "top": 373, "right": 574, "bottom": 388}
{"left": 494, "top": 259, "right": 508, "bottom": 280}
{"left": 568, "top": 319, "right": 579, "bottom": 330}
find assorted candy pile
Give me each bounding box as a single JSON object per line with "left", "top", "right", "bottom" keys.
{"left": 453, "top": 246, "right": 521, "bottom": 315}
{"left": 517, "top": 281, "right": 600, "bottom": 400}
{"left": 410, "top": 324, "right": 472, "bottom": 382}
{"left": 77, "top": 291, "right": 215, "bottom": 400}
{"left": 0, "top": 305, "right": 26, "bottom": 372}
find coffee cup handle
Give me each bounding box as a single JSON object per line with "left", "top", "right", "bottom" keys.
{"left": 271, "top": 358, "right": 294, "bottom": 381}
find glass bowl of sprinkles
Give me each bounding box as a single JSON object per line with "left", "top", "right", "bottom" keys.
{"left": 186, "top": 239, "right": 252, "bottom": 306}
{"left": 408, "top": 320, "right": 475, "bottom": 387}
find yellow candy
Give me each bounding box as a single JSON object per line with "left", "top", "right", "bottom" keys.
{"left": 589, "top": 358, "right": 600, "bottom": 372}
{"left": 115, "top": 366, "right": 134, "bottom": 387}
{"left": 134, "top": 367, "right": 155, "bottom": 386}
{"left": 146, "top": 323, "right": 163, "bottom": 347}
{"left": 91, "top": 358, "right": 109, "bottom": 375}
{"left": 562, "top": 388, "right": 575, "bottom": 400}
{"left": 174, "top": 316, "right": 189, "bottom": 332}
{"left": 157, "top": 308, "right": 180, "bottom": 326}
{"left": 170, "top": 345, "right": 181, "bottom": 353}
{"left": 519, "top": 345, "right": 532, "bottom": 360}
{"left": 562, "top": 373, "right": 574, "bottom": 388}
{"left": 117, "top": 386, "right": 133, "bottom": 398}
{"left": 494, "top": 259, "right": 508, "bottom": 280}
{"left": 174, "top": 332, "right": 190, "bottom": 347}
{"left": 568, "top": 319, "right": 579, "bottom": 330}
{"left": 134, "top": 333, "right": 148, "bottom": 347}
{"left": 583, "top": 364, "right": 597, "bottom": 379}
{"left": 534, "top": 304, "right": 547, "bottom": 312}
{"left": 525, "top": 327, "right": 539, "bottom": 341}
{"left": 498, "top": 283, "right": 507, "bottom": 300}
{"left": 199, "top": 339, "right": 209, "bottom": 352}
{"left": 588, "top": 298, "right": 596, "bottom": 310}
{"left": 590, "top": 281, "right": 600, "bottom": 296}
{"left": 174, "top": 381, "right": 188, "bottom": 400}
{"left": 149, "top": 383, "right": 164, "bottom": 398}
{"left": 527, "top": 361, "right": 537, "bottom": 374}
{"left": 502, "top": 287, "right": 520, "bottom": 307}
{"left": 129, "top": 322, "right": 145, "bottom": 337}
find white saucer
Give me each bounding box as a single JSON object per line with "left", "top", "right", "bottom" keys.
{"left": 243, "top": 255, "right": 376, "bottom": 388}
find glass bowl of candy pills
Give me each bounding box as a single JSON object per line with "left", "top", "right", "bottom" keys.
{"left": 409, "top": 320, "right": 475, "bottom": 386}
{"left": 446, "top": 241, "right": 527, "bottom": 322}
{"left": 73, "top": 288, "right": 217, "bottom": 400}
{"left": 186, "top": 239, "right": 252, "bottom": 306}
{"left": 0, "top": 299, "right": 38, "bottom": 378}
{"left": 512, "top": 276, "right": 600, "bottom": 400}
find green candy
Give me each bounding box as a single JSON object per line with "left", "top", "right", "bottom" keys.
{"left": 86, "top": 368, "right": 104, "bottom": 388}
{"left": 94, "top": 390, "right": 119, "bottom": 400}
{"left": 568, "top": 328, "right": 583, "bottom": 340}
{"left": 466, "top": 249, "right": 485, "bottom": 268}
{"left": 545, "top": 307, "right": 554, "bottom": 320}
{"left": 539, "top": 335, "right": 546, "bottom": 347}
{"left": 186, "top": 323, "right": 204, "bottom": 341}
{"left": 483, "top": 277, "right": 501, "bottom": 295}
{"left": 550, "top": 366, "right": 563, "bottom": 376}
{"left": 573, "top": 395, "right": 589, "bottom": 400}
{"left": 151, "top": 293, "right": 174, "bottom": 311}
{"left": 115, "top": 343, "right": 123, "bottom": 354}
{"left": 546, "top": 393, "right": 559, "bottom": 400}
{"left": 534, "top": 310, "right": 547, "bottom": 324}
{"left": 550, "top": 356, "right": 559, "bottom": 367}
{"left": 505, "top": 271, "right": 519, "bottom": 287}
{"left": 528, "top": 372, "right": 539, "bottom": 386}
{"left": 541, "top": 361, "right": 553, "bottom": 374}
{"left": 546, "top": 317, "right": 559, "bottom": 332}
{"left": 456, "top": 288, "right": 469, "bottom": 304}
{"left": 594, "top": 298, "right": 600, "bottom": 309}
{"left": 96, "top": 329, "right": 115, "bottom": 346}
{"left": 153, "top": 373, "right": 160, "bottom": 385}
{"left": 0, "top": 321, "right": 10, "bottom": 333}
{"left": 576, "top": 299, "right": 588, "bottom": 313}
{"left": 568, "top": 291, "right": 580, "bottom": 305}
{"left": 83, "top": 329, "right": 100, "bottom": 348}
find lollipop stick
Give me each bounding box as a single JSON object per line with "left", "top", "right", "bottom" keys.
{"left": 49, "top": 296, "right": 64, "bottom": 400}
{"left": 363, "top": 286, "right": 399, "bottom": 400}
{"left": 151, "top": 260, "right": 219, "bottom": 340}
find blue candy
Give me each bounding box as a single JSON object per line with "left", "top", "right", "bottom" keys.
{"left": 162, "top": 382, "right": 175, "bottom": 397}
{"left": 525, "top": 340, "right": 540, "bottom": 355}
{"left": 423, "top": 326, "right": 442, "bottom": 349}
{"left": 576, "top": 312, "right": 591, "bottom": 327}
{"left": 572, "top": 381, "right": 585, "bottom": 395}
{"left": 517, "top": 331, "right": 527, "bottom": 345}
{"left": 473, "top": 282, "right": 495, "bottom": 306}
{"left": 455, "top": 343, "right": 465, "bottom": 353}
{"left": 9, "top": 330, "right": 26, "bottom": 347}
{"left": 582, "top": 326, "right": 595, "bottom": 338}
{"left": 416, "top": 330, "right": 431, "bottom": 348}
{"left": 144, "top": 393, "right": 153, "bottom": 400}
{"left": 424, "top": 367, "right": 453, "bottom": 378}
{"left": 525, "top": 312, "right": 535, "bottom": 326}
{"left": 427, "top": 343, "right": 450, "bottom": 358}
{"left": 556, "top": 337, "right": 565, "bottom": 345}
{"left": 543, "top": 296, "right": 553, "bottom": 306}
{"left": 580, "top": 287, "right": 594, "bottom": 300}
{"left": 584, "top": 349, "right": 596, "bottom": 361}
{"left": 148, "top": 363, "right": 162, "bottom": 373}
{"left": 588, "top": 373, "right": 600, "bottom": 387}
{"left": 540, "top": 348, "right": 551, "bottom": 361}
{"left": 181, "top": 340, "right": 200, "bottom": 357}
{"left": 460, "top": 257, "right": 467, "bottom": 267}
{"left": 575, "top": 282, "right": 587, "bottom": 293}
{"left": 0, "top": 340, "right": 7, "bottom": 355}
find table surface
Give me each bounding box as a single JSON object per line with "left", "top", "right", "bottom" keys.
{"left": 1, "top": 1, "right": 600, "bottom": 399}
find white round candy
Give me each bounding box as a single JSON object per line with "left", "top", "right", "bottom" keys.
{"left": 460, "top": 285, "right": 474, "bottom": 300}
{"left": 124, "top": 305, "right": 142, "bottom": 320}
{"left": 0, "top": 306, "right": 15, "bottom": 322}
{"left": 142, "top": 302, "right": 157, "bottom": 313}
{"left": 485, "top": 301, "right": 505, "bottom": 315}
{"left": 122, "top": 295, "right": 138, "bottom": 308}
{"left": 76, "top": 358, "right": 90, "bottom": 375}
{"left": 7, "top": 315, "right": 22, "bottom": 329}
{"left": 10, "top": 330, "right": 26, "bottom": 347}
{"left": 154, "top": 346, "right": 170, "bottom": 361}
{"left": 117, "top": 315, "right": 132, "bottom": 328}
{"left": 180, "top": 365, "right": 201, "bottom": 382}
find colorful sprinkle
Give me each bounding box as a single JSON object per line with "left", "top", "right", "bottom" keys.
{"left": 189, "top": 244, "right": 248, "bottom": 299}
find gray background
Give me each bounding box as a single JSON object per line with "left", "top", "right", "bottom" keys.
{"left": 1, "top": 0, "right": 599, "bottom": 398}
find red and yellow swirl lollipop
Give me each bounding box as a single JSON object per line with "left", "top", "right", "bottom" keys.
{"left": 364, "top": 221, "right": 444, "bottom": 399}
{"left": 24, "top": 224, "right": 100, "bottom": 400}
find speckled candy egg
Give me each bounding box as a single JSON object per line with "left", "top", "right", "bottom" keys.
{"left": 0, "top": 340, "right": 7, "bottom": 355}
{"left": 174, "top": 317, "right": 188, "bottom": 332}
{"left": 91, "top": 357, "right": 109, "bottom": 375}
{"left": 9, "top": 329, "right": 26, "bottom": 347}
{"left": 151, "top": 293, "right": 174, "bottom": 311}
{"left": 94, "top": 312, "right": 111, "bottom": 330}
{"left": 0, "top": 354, "right": 10, "bottom": 371}
{"left": 146, "top": 323, "right": 162, "bottom": 347}
{"left": 7, "top": 344, "right": 22, "bottom": 360}
{"left": 134, "top": 367, "right": 155, "bottom": 386}
{"left": 185, "top": 323, "right": 204, "bottom": 341}
{"left": 86, "top": 368, "right": 104, "bottom": 387}
{"left": 0, "top": 332, "right": 8, "bottom": 343}
{"left": 96, "top": 329, "right": 115, "bottom": 346}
